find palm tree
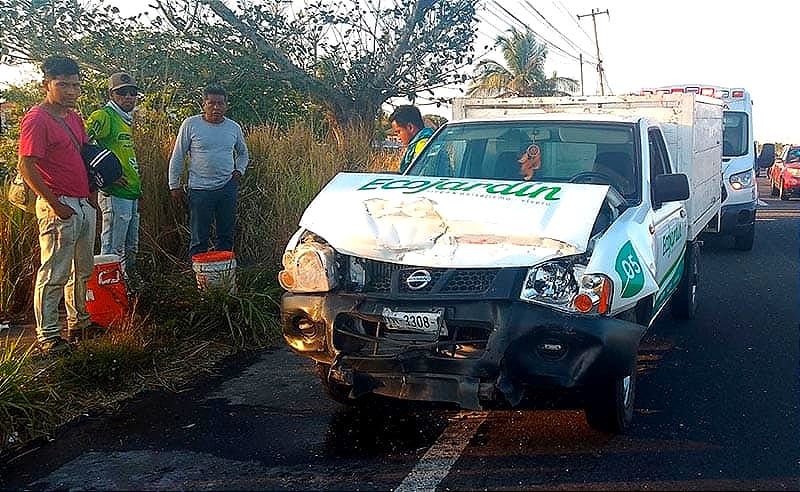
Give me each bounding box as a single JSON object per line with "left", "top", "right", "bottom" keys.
{"left": 467, "top": 28, "right": 579, "bottom": 97}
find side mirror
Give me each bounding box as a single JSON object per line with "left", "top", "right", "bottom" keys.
{"left": 653, "top": 173, "right": 689, "bottom": 206}
{"left": 757, "top": 143, "right": 776, "bottom": 168}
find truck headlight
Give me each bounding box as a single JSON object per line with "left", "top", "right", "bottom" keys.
{"left": 278, "top": 238, "right": 338, "bottom": 293}
{"left": 521, "top": 260, "right": 612, "bottom": 314}
{"left": 729, "top": 169, "right": 754, "bottom": 190}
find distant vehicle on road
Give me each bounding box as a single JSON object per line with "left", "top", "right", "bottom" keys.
{"left": 757, "top": 142, "right": 776, "bottom": 178}
{"left": 769, "top": 144, "right": 800, "bottom": 200}
{"left": 641, "top": 85, "right": 757, "bottom": 250}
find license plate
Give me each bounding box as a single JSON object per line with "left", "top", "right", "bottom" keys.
{"left": 381, "top": 307, "right": 443, "bottom": 334}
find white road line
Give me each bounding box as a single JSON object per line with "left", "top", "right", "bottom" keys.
{"left": 394, "top": 411, "right": 488, "bottom": 492}
{"left": 758, "top": 199, "right": 768, "bottom": 206}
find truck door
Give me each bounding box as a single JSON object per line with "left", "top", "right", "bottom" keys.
{"left": 649, "top": 128, "right": 688, "bottom": 308}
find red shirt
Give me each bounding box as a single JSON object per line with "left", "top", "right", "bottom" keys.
{"left": 18, "top": 106, "right": 90, "bottom": 198}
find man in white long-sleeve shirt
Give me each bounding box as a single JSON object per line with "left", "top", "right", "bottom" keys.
{"left": 168, "top": 85, "right": 249, "bottom": 257}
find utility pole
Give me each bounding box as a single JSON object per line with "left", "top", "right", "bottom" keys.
{"left": 578, "top": 8, "right": 609, "bottom": 95}
{"left": 579, "top": 54, "right": 584, "bottom": 96}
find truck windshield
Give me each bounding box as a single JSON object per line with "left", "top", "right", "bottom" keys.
{"left": 407, "top": 121, "right": 639, "bottom": 199}
{"left": 722, "top": 111, "right": 749, "bottom": 157}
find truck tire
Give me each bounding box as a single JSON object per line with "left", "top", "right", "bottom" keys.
{"left": 585, "top": 359, "right": 637, "bottom": 434}
{"left": 734, "top": 225, "right": 755, "bottom": 251}
{"left": 316, "top": 362, "right": 356, "bottom": 405}
{"left": 671, "top": 241, "right": 699, "bottom": 319}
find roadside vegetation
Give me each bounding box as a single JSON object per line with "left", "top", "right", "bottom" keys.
{"left": 0, "top": 0, "right": 477, "bottom": 460}
{"left": 0, "top": 112, "right": 399, "bottom": 455}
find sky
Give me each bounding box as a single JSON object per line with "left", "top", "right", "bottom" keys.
{"left": 1, "top": 0, "right": 796, "bottom": 143}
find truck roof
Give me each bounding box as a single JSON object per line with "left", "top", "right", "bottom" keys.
{"left": 451, "top": 112, "right": 642, "bottom": 125}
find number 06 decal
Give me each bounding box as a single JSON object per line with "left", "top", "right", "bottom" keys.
{"left": 615, "top": 241, "right": 645, "bottom": 298}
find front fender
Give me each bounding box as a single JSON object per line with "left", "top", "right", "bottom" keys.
{"left": 586, "top": 207, "right": 658, "bottom": 314}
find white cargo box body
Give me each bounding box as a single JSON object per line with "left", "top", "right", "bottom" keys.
{"left": 452, "top": 94, "right": 724, "bottom": 240}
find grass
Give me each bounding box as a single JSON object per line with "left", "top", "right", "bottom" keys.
{"left": 0, "top": 335, "right": 57, "bottom": 448}
{"left": 0, "top": 198, "right": 39, "bottom": 318}
{"left": 0, "top": 116, "right": 400, "bottom": 455}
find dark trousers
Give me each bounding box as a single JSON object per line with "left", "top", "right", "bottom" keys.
{"left": 188, "top": 178, "right": 237, "bottom": 257}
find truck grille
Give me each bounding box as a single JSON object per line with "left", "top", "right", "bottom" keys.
{"left": 346, "top": 256, "right": 499, "bottom": 295}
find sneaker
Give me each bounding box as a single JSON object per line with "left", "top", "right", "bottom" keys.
{"left": 67, "top": 323, "right": 106, "bottom": 343}
{"left": 37, "top": 337, "right": 72, "bottom": 356}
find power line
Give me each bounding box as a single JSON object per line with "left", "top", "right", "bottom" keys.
{"left": 475, "top": 12, "right": 509, "bottom": 42}
{"left": 486, "top": 0, "right": 582, "bottom": 63}
{"left": 602, "top": 70, "right": 614, "bottom": 95}
{"left": 552, "top": 0, "right": 596, "bottom": 48}
{"left": 519, "top": 0, "right": 597, "bottom": 63}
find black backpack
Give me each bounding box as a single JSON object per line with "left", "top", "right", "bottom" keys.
{"left": 81, "top": 143, "right": 123, "bottom": 191}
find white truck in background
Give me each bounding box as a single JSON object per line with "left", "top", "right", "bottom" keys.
{"left": 641, "top": 85, "right": 757, "bottom": 250}
{"left": 278, "top": 93, "right": 723, "bottom": 434}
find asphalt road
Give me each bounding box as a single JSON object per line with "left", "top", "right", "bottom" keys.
{"left": 3, "top": 177, "right": 798, "bottom": 490}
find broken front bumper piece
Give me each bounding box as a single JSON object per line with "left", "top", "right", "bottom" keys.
{"left": 281, "top": 293, "right": 644, "bottom": 409}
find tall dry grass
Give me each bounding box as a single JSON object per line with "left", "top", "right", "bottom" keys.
{"left": 0, "top": 197, "right": 39, "bottom": 318}
{"left": 0, "top": 116, "right": 401, "bottom": 453}
{"left": 1, "top": 114, "right": 400, "bottom": 317}
{"left": 133, "top": 115, "right": 398, "bottom": 269}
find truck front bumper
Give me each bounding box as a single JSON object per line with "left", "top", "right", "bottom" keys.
{"left": 719, "top": 200, "right": 756, "bottom": 236}
{"left": 281, "top": 293, "right": 644, "bottom": 409}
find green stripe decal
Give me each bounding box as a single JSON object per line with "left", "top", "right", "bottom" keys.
{"left": 652, "top": 246, "right": 687, "bottom": 313}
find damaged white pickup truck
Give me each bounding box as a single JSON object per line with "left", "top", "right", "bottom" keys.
{"left": 279, "top": 94, "right": 724, "bottom": 433}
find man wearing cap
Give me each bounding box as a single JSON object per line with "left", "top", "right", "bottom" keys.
{"left": 86, "top": 71, "right": 143, "bottom": 273}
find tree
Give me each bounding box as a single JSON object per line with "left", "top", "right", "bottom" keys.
{"left": 1, "top": 0, "right": 479, "bottom": 129}
{"left": 467, "top": 28, "right": 578, "bottom": 98}
{"left": 0, "top": 0, "right": 309, "bottom": 127}
{"left": 166, "top": 0, "right": 479, "bottom": 127}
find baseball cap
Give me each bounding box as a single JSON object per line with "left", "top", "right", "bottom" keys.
{"left": 109, "top": 72, "right": 137, "bottom": 92}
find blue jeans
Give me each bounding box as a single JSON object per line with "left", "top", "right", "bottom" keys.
{"left": 98, "top": 193, "right": 139, "bottom": 272}
{"left": 188, "top": 178, "right": 238, "bottom": 257}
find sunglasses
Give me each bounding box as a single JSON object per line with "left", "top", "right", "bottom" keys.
{"left": 114, "top": 87, "right": 138, "bottom": 96}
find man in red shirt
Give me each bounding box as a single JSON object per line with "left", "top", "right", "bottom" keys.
{"left": 18, "top": 56, "right": 98, "bottom": 355}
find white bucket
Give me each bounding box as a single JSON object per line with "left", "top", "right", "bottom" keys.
{"left": 191, "top": 251, "right": 237, "bottom": 293}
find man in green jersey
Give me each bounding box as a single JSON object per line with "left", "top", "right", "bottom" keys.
{"left": 389, "top": 105, "right": 434, "bottom": 174}
{"left": 86, "top": 72, "right": 143, "bottom": 273}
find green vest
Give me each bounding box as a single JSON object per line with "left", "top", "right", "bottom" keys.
{"left": 86, "top": 106, "right": 142, "bottom": 199}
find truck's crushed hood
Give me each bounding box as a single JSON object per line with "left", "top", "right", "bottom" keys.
{"left": 299, "top": 173, "right": 610, "bottom": 268}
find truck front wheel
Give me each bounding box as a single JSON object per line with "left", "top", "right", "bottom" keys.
{"left": 671, "top": 241, "right": 700, "bottom": 319}
{"left": 585, "top": 359, "right": 637, "bottom": 434}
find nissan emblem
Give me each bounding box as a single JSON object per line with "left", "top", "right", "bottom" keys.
{"left": 406, "top": 270, "right": 432, "bottom": 290}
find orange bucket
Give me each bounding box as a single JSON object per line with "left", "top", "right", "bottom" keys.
{"left": 86, "top": 254, "right": 129, "bottom": 327}
{"left": 191, "top": 251, "right": 237, "bottom": 293}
